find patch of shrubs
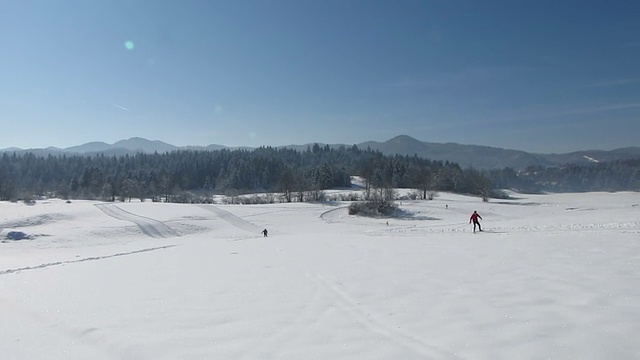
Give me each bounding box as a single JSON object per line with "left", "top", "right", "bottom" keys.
{"left": 348, "top": 200, "right": 398, "bottom": 217}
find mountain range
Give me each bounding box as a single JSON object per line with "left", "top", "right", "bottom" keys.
{"left": 2, "top": 135, "right": 639, "bottom": 170}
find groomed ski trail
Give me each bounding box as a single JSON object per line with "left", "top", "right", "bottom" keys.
{"left": 194, "top": 204, "right": 263, "bottom": 234}
{"left": 95, "top": 204, "right": 179, "bottom": 238}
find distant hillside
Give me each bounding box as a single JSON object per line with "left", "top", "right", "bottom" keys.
{"left": 541, "top": 147, "right": 640, "bottom": 165}
{"left": 65, "top": 141, "right": 113, "bottom": 153}
{"left": 1, "top": 135, "right": 638, "bottom": 170}
{"left": 357, "top": 135, "right": 553, "bottom": 170}
{"left": 355, "top": 135, "right": 640, "bottom": 170}
{"left": 1, "top": 138, "right": 224, "bottom": 157}
{"left": 66, "top": 138, "right": 180, "bottom": 154}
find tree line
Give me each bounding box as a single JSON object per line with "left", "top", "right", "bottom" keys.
{"left": 0, "top": 145, "right": 493, "bottom": 202}
{"left": 487, "top": 159, "right": 640, "bottom": 193}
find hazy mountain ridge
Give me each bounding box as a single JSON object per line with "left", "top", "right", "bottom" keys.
{"left": 2, "top": 135, "right": 638, "bottom": 170}
{"left": 357, "top": 135, "right": 554, "bottom": 170}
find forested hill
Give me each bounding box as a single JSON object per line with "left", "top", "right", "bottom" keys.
{"left": 1, "top": 145, "right": 638, "bottom": 202}
{"left": 358, "top": 135, "right": 640, "bottom": 170}
{"left": 4, "top": 135, "right": 639, "bottom": 170}
{"left": 0, "top": 146, "right": 491, "bottom": 202}
{"left": 487, "top": 159, "right": 640, "bottom": 193}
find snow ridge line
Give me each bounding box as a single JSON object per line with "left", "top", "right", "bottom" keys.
{"left": 0, "top": 245, "right": 177, "bottom": 275}
{"left": 95, "top": 204, "right": 179, "bottom": 238}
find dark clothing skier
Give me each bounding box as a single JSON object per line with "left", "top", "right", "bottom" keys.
{"left": 261, "top": 229, "right": 268, "bottom": 237}
{"left": 470, "top": 211, "right": 482, "bottom": 233}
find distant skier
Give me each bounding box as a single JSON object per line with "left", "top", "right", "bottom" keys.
{"left": 469, "top": 211, "right": 482, "bottom": 233}
{"left": 261, "top": 229, "right": 268, "bottom": 237}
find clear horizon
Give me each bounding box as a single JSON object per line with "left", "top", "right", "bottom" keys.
{"left": 2, "top": 1, "right": 639, "bottom": 153}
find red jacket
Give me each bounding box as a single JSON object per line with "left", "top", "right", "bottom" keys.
{"left": 470, "top": 212, "right": 482, "bottom": 223}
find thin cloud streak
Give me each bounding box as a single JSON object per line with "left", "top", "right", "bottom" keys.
{"left": 113, "top": 104, "right": 130, "bottom": 111}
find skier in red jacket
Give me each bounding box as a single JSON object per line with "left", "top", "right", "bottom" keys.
{"left": 470, "top": 211, "right": 482, "bottom": 233}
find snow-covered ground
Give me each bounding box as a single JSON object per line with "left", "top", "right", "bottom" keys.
{"left": 1, "top": 191, "right": 639, "bottom": 359}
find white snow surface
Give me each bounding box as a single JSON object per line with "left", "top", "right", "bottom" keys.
{"left": 1, "top": 192, "right": 639, "bottom": 359}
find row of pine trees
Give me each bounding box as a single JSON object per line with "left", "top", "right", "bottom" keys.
{"left": 1, "top": 145, "right": 637, "bottom": 202}
{"left": 0, "top": 145, "right": 490, "bottom": 202}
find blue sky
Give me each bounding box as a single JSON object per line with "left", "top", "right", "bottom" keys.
{"left": 2, "top": 0, "right": 639, "bottom": 153}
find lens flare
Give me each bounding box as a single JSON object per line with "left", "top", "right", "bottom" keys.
{"left": 124, "top": 41, "right": 135, "bottom": 50}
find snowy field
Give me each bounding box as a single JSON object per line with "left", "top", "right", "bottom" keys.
{"left": 1, "top": 191, "right": 639, "bottom": 359}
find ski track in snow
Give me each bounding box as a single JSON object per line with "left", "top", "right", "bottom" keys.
{"left": 0, "top": 213, "right": 73, "bottom": 229}
{"left": 95, "top": 204, "right": 179, "bottom": 238}
{"left": 368, "top": 221, "right": 640, "bottom": 236}
{"left": 194, "top": 204, "right": 263, "bottom": 234}
{"left": 245, "top": 277, "right": 326, "bottom": 358}
{"left": 314, "top": 275, "right": 465, "bottom": 360}
{"left": 320, "top": 206, "right": 350, "bottom": 223}
{"left": 0, "top": 245, "right": 176, "bottom": 276}
{"left": 322, "top": 206, "right": 640, "bottom": 236}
